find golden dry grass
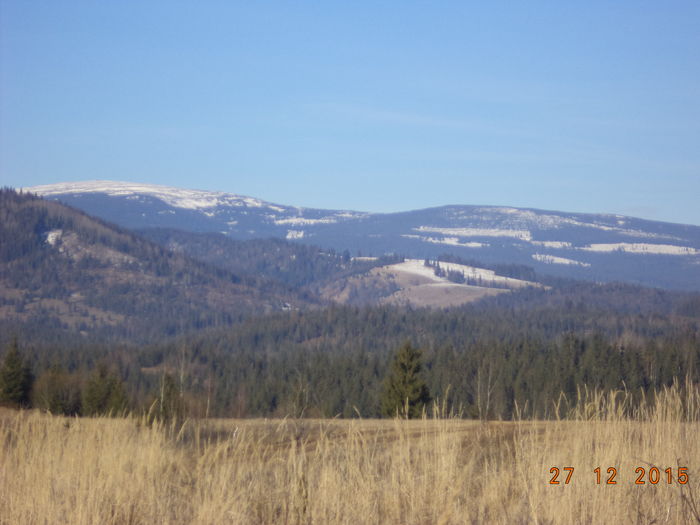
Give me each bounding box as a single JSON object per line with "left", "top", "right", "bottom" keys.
{"left": 1, "top": 383, "right": 699, "bottom": 524}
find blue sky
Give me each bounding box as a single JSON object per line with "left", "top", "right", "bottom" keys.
{"left": 1, "top": 2, "right": 699, "bottom": 225}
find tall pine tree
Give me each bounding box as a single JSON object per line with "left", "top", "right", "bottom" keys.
{"left": 0, "top": 339, "right": 33, "bottom": 408}
{"left": 381, "top": 341, "right": 431, "bottom": 418}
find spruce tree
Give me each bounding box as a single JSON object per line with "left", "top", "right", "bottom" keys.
{"left": 381, "top": 341, "right": 431, "bottom": 418}
{"left": 82, "top": 364, "right": 128, "bottom": 416}
{"left": 0, "top": 339, "right": 33, "bottom": 408}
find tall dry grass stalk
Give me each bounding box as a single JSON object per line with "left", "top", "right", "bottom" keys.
{"left": 1, "top": 381, "right": 699, "bottom": 524}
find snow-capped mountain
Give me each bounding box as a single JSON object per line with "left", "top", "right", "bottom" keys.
{"left": 27, "top": 180, "right": 370, "bottom": 241}
{"left": 25, "top": 181, "right": 700, "bottom": 290}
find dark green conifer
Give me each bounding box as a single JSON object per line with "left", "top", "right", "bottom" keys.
{"left": 0, "top": 339, "right": 33, "bottom": 408}
{"left": 82, "top": 364, "right": 128, "bottom": 416}
{"left": 381, "top": 341, "right": 431, "bottom": 418}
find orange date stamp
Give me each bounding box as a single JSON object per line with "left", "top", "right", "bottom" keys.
{"left": 549, "top": 466, "right": 689, "bottom": 485}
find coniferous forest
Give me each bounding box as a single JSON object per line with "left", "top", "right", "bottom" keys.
{"left": 3, "top": 294, "right": 699, "bottom": 420}
{"left": 1, "top": 188, "right": 699, "bottom": 420}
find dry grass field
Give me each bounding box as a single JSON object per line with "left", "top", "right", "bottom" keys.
{"left": 1, "top": 383, "right": 699, "bottom": 524}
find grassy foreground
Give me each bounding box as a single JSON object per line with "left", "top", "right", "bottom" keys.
{"left": 2, "top": 384, "right": 699, "bottom": 524}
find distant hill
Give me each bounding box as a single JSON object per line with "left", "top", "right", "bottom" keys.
{"left": 27, "top": 180, "right": 700, "bottom": 290}
{"left": 317, "top": 258, "right": 542, "bottom": 308}
{"left": 136, "top": 230, "right": 542, "bottom": 308}
{"left": 0, "top": 189, "right": 310, "bottom": 342}
{"left": 137, "top": 228, "right": 381, "bottom": 291}
{"left": 0, "top": 189, "right": 551, "bottom": 344}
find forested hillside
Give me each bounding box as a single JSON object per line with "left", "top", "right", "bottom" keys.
{"left": 6, "top": 284, "right": 698, "bottom": 420}
{"left": 138, "top": 228, "right": 388, "bottom": 290}
{"left": 158, "top": 296, "right": 698, "bottom": 419}
{"left": 138, "top": 230, "right": 539, "bottom": 307}
{"left": 0, "top": 189, "right": 310, "bottom": 342}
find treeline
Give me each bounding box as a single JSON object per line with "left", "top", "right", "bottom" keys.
{"left": 424, "top": 259, "right": 513, "bottom": 288}
{"left": 435, "top": 253, "right": 538, "bottom": 282}
{"left": 0, "top": 338, "right": 186, "bottom": 421}
{"left": 4, "top": 296, "right": 699, "bottom": 420}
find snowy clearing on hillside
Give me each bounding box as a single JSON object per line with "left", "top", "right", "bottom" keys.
{"left": 275, "top": 217, "right": 337, "bottom": 226}
{"left": 285, "top": 230, "right": 305, "bottom": 240}
{"left": 358, "top": 260, "right": 513, "bottom": 308}
{"left": 45, "top": 229, "right": 62, "bottom": 246}
{"left": 415, "top": 226, "right": 532, "bottom": 241}
{"left": 531, "top": 241, "right": 572, "bottom": 249}
{"left": 334, "top": 211, "right": 370, "bottom": 219}
{"left": 458, "top": 208, "right": 677, "bottom": 240}
{"left": 401, "top": 234, "right": 486, "bottom": 248}
{"left": 386, "top": 260, "right": 444, "bottom": 283}
{"left": 532, "top": 254, "right": 591, "bottom": 267}
{"left": 436, "top": 261, "right": 538, "bottom": 288}
{"left": 465, "top": 208, "right": 619, "bottom": 231}
{"left": 387, "top": 260, "right": 538, "bottom": 289}
{"left": 580, "top": 243, "right": 699, "bottom": 255}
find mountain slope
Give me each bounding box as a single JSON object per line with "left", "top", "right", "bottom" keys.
{"left": 318, "top": 259, "right": 541, "bottom": 307}
{"left": 27, "top": 180, "right": 700, "bottom": 290}
{"left": 137, "top": 229, "right": 541, "bottom": 308}
{"left": 0, "top": 189, "right": 307, "bottom": 341}
{"left": 137, "top": 228, "right": 381, "bottom": 290}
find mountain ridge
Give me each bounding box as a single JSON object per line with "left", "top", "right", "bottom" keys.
{"left": 25, "top": 180, "right": 700, "bottom": 291}
{"left": 26, "top": 179, "right": 700, "bottom": 228}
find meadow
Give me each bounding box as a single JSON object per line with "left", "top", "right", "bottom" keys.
{"left": 2, "top": 383, "right": 699, "bottom": 525}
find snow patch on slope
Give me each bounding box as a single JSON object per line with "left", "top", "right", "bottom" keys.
{"left": 460, "top": 208, "right": 678, "bottom": 240}
{"left": 532, "top": 253, "right": 591, "bottom": 267}
{"left": 388, "top": 259, "right": 538, "bottom": 289}
{"left": 467, "top": 208, "right": 614, "bottom": 231}
{"left": 580, "top": 243, "right": 700, "bottom": 255}
{"left": 531, "top": 241, "right": 572, "bottom": 249}
{"left": 435, "top": 261, "right": 538, "bottom": 288}
{"left": 27, "top": 180, "right": 272, "bottom": 210}
{"left": 415, "top": 226, "right": 532, "bottom": 241}
{"left": 45, "top": 229, "right": 63, "bottom": 246}
{"left": 28, "top": 182, "right": 373, "bottom": 228}
{"left": 402, "top": 234, "right": 486, "bottom": 248}
{"left": 386, "top": 259, "right": 445, "bottom": 283}
{"left": 275, "top": 217, "right": 337, "bottom": 226}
